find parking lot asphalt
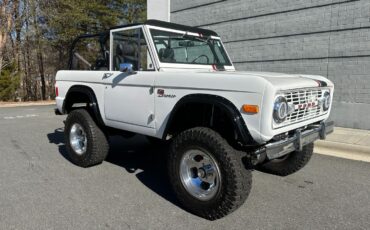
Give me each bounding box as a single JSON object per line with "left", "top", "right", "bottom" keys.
{"left": 0, "top": 105, "right": 369, "bottom": 230}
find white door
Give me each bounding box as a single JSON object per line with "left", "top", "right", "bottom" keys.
{"left": 103, "top": 26, "right": 156, "bottom": 129}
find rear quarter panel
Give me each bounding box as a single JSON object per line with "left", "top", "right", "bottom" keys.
{"left": 55, "top": 70, "right": 107, "bottom": 119}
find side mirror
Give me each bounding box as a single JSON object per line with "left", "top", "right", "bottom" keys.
{"left": 119, "top": 63, "right": 134, "bottom": 73}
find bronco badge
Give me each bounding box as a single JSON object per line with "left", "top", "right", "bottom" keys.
{"left": 157, "top": 89, "right": 176, "bottom": 98}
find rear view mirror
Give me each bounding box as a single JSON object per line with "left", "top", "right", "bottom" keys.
{"left": 178, "top": 41, "right": 194, "bottom": 47}
{"left": 119, "top": 63, "right": 134, "bottom": 73}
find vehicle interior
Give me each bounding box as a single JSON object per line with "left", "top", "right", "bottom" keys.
{"left": 68, "top": 20, "right": 229, "bottom": 71}
{"left": 150, "top": 29, "right": 231, "bottom": 66}
{"left": 70, "top": 27, "right": 155, "bottom": 72}
{"left": 69, "top": 33, "right": 110, "bottom": 71}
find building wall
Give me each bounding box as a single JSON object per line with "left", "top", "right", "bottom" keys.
{"left": 148, "top": 0, "right": 170, "bottom": 22}
{"left": 171, "top": 0, "right": 370, "bottom": 129}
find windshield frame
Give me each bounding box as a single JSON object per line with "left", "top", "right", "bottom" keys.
{"left": 146, "top": 25, "right": 235, "bottom": 70}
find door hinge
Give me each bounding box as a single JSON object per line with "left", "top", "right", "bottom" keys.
{"left": 103, "top": 73, "right": 113, "bottom": 79}
{"left": 148, "top": 113, "right": 155, "bottom": 123}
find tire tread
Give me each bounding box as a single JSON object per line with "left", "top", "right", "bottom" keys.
{"left": 65, "top": 109, "right": 109, "bottom": 167}
{"left": 258, "top": 143, "right": 314, "bottom": 176}
{"left": 168, "top": 127, "right": 252, "bottom": 220}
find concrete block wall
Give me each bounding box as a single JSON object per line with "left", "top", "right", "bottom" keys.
{"left": 171, "top": 0, "right": 370, "bottom": 129}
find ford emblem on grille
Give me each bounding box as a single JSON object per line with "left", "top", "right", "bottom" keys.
{"left": 295, "top": 101, "right": 318, "bottom": 110}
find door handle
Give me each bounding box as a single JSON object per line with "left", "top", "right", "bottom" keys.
{"left": 102, "top": 73, "right": 113, "bottom": 79}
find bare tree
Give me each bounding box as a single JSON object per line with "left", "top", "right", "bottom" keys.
{"left": 0, "top": 0, "right": 14, "bottom": 74}
{"left": 1, "top": 0, "right": 147, "bottom": 101}
{"left": 31, "top": 0, "right": 46, "bottom": 100}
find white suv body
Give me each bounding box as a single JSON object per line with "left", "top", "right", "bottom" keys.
{"left": 55, "top": 21, "right": 334, "bottom": 145}
{"left": 55, "top": 20, "right": 334, "bottom": 220}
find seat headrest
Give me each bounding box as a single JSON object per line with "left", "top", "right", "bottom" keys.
{"left": 122, "top": 42, "right": 137, "bottom": 56}
{"left": 116, "top": 44, "right": 124, "bottom": 56}
{"left": 116, "top": 42, "right": 137, "bottom": 56}
{"left": 159, "top": 48, "right": 175, "bottom": 61}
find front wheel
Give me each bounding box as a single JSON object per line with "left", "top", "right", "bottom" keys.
{"left": 258, "top": 143, "right": 314, "bottom": 176}
{"left": 168, "top": 127, "right": 252, "bottom": 220}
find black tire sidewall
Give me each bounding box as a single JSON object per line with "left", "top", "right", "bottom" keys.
{"left": 258, "top": 143, "right": 314, "bottom": 176}
{"left": 65, "top": 110, "right": 93, "bottom": 163}
{"left": 171, "top": 142, "right": 225, "bottom": 211}
{"left": 168, "top": 127, "right": 252, "bottom": 219}
{"left": 64, "top": 109, "right": 108, "bottom": 167}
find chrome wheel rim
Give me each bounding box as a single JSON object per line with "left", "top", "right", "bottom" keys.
{"left": 69, "top": 123, "right": 87, "bottom": 155}
{"left": 179, "top": 149, "right": 221, "bottom": 201}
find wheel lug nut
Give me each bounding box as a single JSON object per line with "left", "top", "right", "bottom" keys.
{"left": 198, "top": 168, "right": 206, "bottom": 178}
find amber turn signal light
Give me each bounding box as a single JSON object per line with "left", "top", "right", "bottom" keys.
{"left": 242, "top": 104, "right": 259, "bottom": 114}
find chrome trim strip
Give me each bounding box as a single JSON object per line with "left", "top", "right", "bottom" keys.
{"left": 56, "top": 80, "right": 258, "bottom": 93}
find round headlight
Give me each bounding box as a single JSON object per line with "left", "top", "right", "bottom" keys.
{"left": 273, "top": 96, "right": 288, "bottom": 123}
{"left": 323, "top": 91, "right": 331, "bottom": 111}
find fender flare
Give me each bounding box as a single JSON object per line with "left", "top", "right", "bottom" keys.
{"left": 63, "top": 85, "right": 105, "bottom": 126}
{"left": 163, "top": 94, "right": 257, "bottom": 145}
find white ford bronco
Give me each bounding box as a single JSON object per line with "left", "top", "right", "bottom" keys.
{"left": 55, "top": 20, "right": 334, "bottom": 220}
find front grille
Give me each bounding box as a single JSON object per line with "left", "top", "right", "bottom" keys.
{"left": 275, "top": 88, "right": 329, "bottom": 128}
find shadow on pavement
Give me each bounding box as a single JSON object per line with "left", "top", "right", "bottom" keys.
{"left": 47, "top": 128, "right": 69, "bottom": 161}
{"left": 47, "top": 129, "right": 180, "bottom": 209}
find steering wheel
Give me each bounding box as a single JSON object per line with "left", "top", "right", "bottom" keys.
{"left": 191, "top": 54, "right": 210, "bottom": 64}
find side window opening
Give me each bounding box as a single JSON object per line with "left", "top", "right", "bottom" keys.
{"left": 70, "top": 34, "right": 109, "bottom": 71}
{"left": 112, "top": 28, "right": 155, "bottom": 71}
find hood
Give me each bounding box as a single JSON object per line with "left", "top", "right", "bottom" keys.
{"left": 212, "top": 71, "right": 334, "bottom": 91}
{"left": 156, "top": 69, "right": 333, "bottom": 94}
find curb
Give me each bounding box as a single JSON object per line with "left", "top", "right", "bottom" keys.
{"left": 0, "top": 101, "right": 55, "bottom": 108}
{"left": 315, "top": 140, "right": 370, "bottom": 163}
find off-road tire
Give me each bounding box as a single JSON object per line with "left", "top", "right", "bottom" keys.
{"left": 168, "top": 127, "right": 252, "bottom": 220}
{"left": 65, "top": 109, "right": 109, "bottom": 167}
{"left": 258, "top": 143, "right": 314, "bottom": 176}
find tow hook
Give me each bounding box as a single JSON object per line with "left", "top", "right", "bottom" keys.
{"left": 319, "top": 121, "right": 326, "bottom": 139}
{"left": 244, "top": 147, "right": 267, "bottom": 166}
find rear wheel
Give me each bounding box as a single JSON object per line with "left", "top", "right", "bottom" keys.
{"left": 64, "top": 109, "right": 109, "bottom": 167}
{"left": 168, "top": 127, "right": 252, "bottom": 220}
{"left": 258, "top": 143, "right": 314, "bottom": 176}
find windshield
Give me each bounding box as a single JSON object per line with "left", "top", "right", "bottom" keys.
{"left": 150, "top": 29, "right": 232, "bottom": 66}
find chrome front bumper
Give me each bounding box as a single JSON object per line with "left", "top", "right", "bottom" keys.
{"left": 265, "top": 121, "right": 334, "bottom": 160}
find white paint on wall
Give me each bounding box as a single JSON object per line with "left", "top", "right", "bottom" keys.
{"left": 147, "top": 0, "right": 170, "bottom": 22}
